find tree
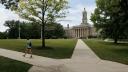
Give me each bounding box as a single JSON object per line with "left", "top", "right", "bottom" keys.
{"left": 0, "top": 32, "right": 7, "bottom": 39}
{"left": 4, "top": 20, "right": 65, "bottom": 39}
{"left": 91, "top": 0, "right": 128, "bottom": 43}
{"left": 4, "top": 20, "right": 20, "bottom": 38}
{"left": 4, "top": 20, "right": 41, "bottom": 39}
{"left": 45, "top": 22, "right": 65, "bottom": 39}
{"left": 13, "top": 0, "right": 68, "bottom": 48}
{"left": 119, "top": 0, "right": 128, "bottom": 38}
{"left": 0, "top": 0, "right": 19, "bottom": 10}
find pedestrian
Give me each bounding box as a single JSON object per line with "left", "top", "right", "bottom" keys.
{"left": 23, "top": 38, "right": 32, "bottom": 58}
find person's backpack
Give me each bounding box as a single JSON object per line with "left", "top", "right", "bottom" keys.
{"left": 29, "top": 42, "right": 32, "bottom": 47}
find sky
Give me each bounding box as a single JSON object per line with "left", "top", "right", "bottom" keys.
{"left": 0, "top": 0, "right": 96, "bottom": 32}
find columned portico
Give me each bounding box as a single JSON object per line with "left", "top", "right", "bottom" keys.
{"left": 72, "top": 27, "right": 89, "bottom": 39}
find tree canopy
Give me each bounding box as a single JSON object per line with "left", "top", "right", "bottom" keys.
{"left": 4, "top": 20, "right": 65, "bottom": 39}
{"left": 0, "top": 0, "right": 19, "bottom": 10}
{"left": 91, "top": 0, "right": 128, "bottom": 43}
{"left": 15, "top": 0, "right": 68, "bottom": 23}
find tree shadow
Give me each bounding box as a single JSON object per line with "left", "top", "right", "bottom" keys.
{"left": 32, "top": 46, "right": 54, "bottom": 50}
{"left": 110, "top": 47, "right": 128, "bottom": 55}
{"left": 101, "top": 41, "right": 128, "bottom": 46}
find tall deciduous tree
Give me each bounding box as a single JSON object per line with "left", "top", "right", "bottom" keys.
{"left": 12, "top": 0, "right": 68, "bottom": 48}
{"left": 91, "top": 0, "right": 128, "bottom": 43}
{"left": 4, "top": 20, "right": 20, "bottom": 38}
{"left": 45, "top": 22, "right": 65, "bottom": 39}
{"left": 4, "top": 20, "right": 40, "bottom": 39}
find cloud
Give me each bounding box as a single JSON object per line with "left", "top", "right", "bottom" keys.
{"left": 0, "top": 4, "right": 27, "bottom": 32}
{"left": 0, "top": 0, "right": 96, "bottom": 32}
{"left": 59, "top": 0, "right": 96, "bottom": 27}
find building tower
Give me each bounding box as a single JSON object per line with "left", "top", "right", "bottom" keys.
{"left": 82, "top": 8, "right": 88, "bottom": 25}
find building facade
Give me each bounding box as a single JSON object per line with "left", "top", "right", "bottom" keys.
{"left": 65, "top": 8, "right": 97, "bottom": 39}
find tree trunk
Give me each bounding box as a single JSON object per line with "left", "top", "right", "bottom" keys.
{"left": 42, "top": 0, "right": 45, "bottom": 48}
{"left": 114, "top": 38, "right": 118, "bottom": 44}
{"left": 42, "top": 15, "right": 45, "bottom": 48}
{"left": 41, "top": 23, "right": 45, "bottom": 48}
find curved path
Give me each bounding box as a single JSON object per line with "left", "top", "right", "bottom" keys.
{"left": 0, "top": 39, "right": 128, "bottom": 72}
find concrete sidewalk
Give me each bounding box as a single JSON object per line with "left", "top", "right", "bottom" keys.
{"left": 0, "top": 39, "right": 128, "bottom": 72}
{"left": 63, "top": 39, "right": 128, "bottom": 72}
{"left": 0, "top": 48, "right": 66, "bottom": 72}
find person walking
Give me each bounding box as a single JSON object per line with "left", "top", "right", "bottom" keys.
{"left": 23, "top": 38, "right": 33, "bottom": 58}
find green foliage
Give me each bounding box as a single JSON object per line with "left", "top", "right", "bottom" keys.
{"left": 45, "top": 23, "right": 65, "bottom": 39}
{"left": 0, "top": 0, "right": 19, "bottom": 10}
{"left": 16, "top": 0, "right": 68, "bottom": 23}
{"left": 4, "top": 20, "right": 41, "bottom": 39}
{"left": 0, "top": 32, "right": 7, "bottom": 39}
{"left": 91, "top": 0, "right": 128, "bottom": 43}
{"left": 4, "top": 20, "right": 20, "bottom": 38}
{"left": 4, "top": 20, "right": 65, "bottom": 39}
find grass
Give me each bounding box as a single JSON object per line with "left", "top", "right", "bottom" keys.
{"left": 0, "top": 39, "right": 77, "bottom": 59}
{"left": 83, "top": 39, "right": 128, "bottom": 65}
{"left": 0, "top": 56, "right": 32, "bottom": 72}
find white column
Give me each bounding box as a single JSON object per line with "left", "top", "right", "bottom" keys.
{"left": 86, "top": 28, "right": 88, "bottom": 39}
{"left": 79, "top": 28, "right": 81, "bottom": 38}
{"left": 82, "top": 28, "right": 84, "bottom": 37}
{"left": 78, "top": 28, "right": 79, "bottom": 38}
{"left": 79, "top": 28, "right": 80, "bottom": 38}
{"left": 87, "top": 28, "right": 89, "bottom": 39}
{"left": 76, "top": 29, "right": 77, "bottom": 38}
{"left": 81, "top": 28, "right": 83, "bottom": 37}
{"left": 84, "top": 28, "right": 86, "bottom": 37}
{"left": 77, "top": 29, "right": 78, "bottom": 38}
{"left": 77, "top": 28, "right": 79, "bottom": 38}
{"left": 73, "top": 29, "right": 74, "bottom": 38}
{"left": 80, "top": 28, "right": 82, "bottom": 38}
{"left": 75, "top": 29, "right": 76, "bottom": 38}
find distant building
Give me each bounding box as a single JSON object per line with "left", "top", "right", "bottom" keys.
{"left": 64, "top": 8, "right": 97, "bottom": 39}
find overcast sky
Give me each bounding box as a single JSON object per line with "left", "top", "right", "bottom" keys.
{"left": 0, "top": 0, "right": 96, "bottom": 32}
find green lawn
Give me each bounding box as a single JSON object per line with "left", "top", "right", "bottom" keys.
{"left": 83, "top": 39, "right": 128, "bottom": 65}
{"left": 0, "top": 39, "right": 77, "bottom": 59}
{"left": 0, "top": 56, "right": 32, "bottom": 72}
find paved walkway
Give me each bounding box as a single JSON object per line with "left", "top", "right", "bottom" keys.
{"left": 0, "top": 48, "right": 65, "bottom": 72}
{"left": 63, "top": 39, "right": 128, "bottom": 72}
{"left": 0, "top": 39, "right": 128, "bottom": 72}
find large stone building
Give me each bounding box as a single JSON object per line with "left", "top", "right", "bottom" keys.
{"left": 65, "top": 8, "right": 97, "bottom": 39}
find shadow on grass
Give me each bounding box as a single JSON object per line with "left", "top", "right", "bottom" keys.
{"left": 31, "top": 45, "right": 73, "bottom": 59}
{"left": 111, "top": 48, "right": 128, "bottom": 54}
{"left": 99, "top": 41, "right": 128, "bottom": 46}
{"left": 0, "top": 39, "right": 77, "bottom": 59}
{"left": 33, "top": 46, "right": 54, "bottom": 50}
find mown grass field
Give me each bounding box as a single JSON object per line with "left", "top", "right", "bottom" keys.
{"left": 0, "top": 56, "right": 32, "bottom": 72}
{"left": 83, "top": 39, "right": 128, "bottom": 65}
{"left": 0, "top": 39, "right": 77, "bottom": 59}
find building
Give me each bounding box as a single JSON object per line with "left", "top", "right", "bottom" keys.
{"left": 64, "top": 8, "right": 97, "bottom": 39}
